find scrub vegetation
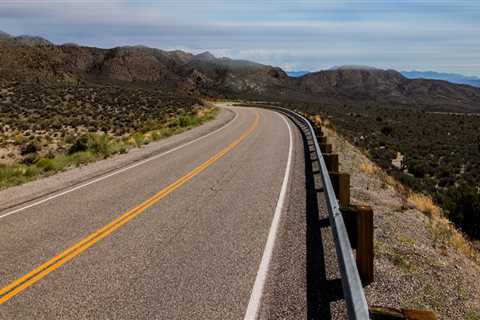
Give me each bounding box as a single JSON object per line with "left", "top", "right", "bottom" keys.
{"left": 0, "top": 81, "right": 218, "bottom": 189}
{"left": 315, "top": 120, "right": 480, "bottom": 319}
{"left": 284, "top": 101, "right": 480, "bottom": 245}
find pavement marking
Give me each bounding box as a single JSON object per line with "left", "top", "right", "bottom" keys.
{"left": 244, "top": 112, "right": 294, "bottom": 320}
{"left": 0, "top": 109, "right": 239, "bottom": 220}
{"left": 0, "top": 111, "right": 259, "bottom": 305}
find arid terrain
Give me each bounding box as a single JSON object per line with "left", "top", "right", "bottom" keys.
{"left": 1, "top": 29, "right": 480, "bottom": 319}
{"left": 321, "top": 124, "right": 480, "bottom": 319}
{"left": 285, "top": 101, "right": 480, "bottom": 245}
{"left": 0, "top": 79, "right": 216, "bottom": 188}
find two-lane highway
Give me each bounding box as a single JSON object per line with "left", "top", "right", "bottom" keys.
{"left": 0, "top": 105, "right": 309, "bottom": 319}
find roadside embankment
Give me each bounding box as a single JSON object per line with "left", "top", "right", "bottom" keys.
{"left": 320, "top": 121, "right": 480, "bottom": 319}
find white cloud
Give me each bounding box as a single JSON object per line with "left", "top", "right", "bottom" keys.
{"left": 0, "top": 0, "right": 479, "bottom": 75}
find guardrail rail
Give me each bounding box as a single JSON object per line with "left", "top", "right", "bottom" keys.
{"left": 268, "top": 106, "right": 370, "bottom": 320}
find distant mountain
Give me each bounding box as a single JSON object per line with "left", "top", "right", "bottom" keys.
{"left": 0, "top": 32, "right": 52, "bottom": 46}
{"left": 0, "top": 34, "right": 287, "bottom": 95}
{"left": 292, "top": 67, "right": 480, "bottom": 112}
{"left": 401, "top": 70, "right": 480, "bottom": 88}
{"left": 0, "top": 30, "right": 11, "bottom": 39}
{"left": 0, "top": 32, "right": 479, "bottom": 112}
{"left": 330, "top": 65, "right": 380, "bottom": 71}
{"left": 286, "top": 71, "right": 310, "bottom": 77}
{"left": 11, "top": 35, "right": 52, "bottom": 46}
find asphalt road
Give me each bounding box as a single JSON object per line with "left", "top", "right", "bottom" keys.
{"left": 0, "top": 105, "right": 312, "bottom": 319}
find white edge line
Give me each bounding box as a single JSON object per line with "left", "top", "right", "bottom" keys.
{"left": 0, "top": 108, "right": 239, "bottom": 220}
{"left": 243, "top": 112, "right": 294, "bottom": 320}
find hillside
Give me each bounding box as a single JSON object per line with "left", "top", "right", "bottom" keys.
{"left": 322, "top": 123, "right": 480, "bottom": 319}
{"left": 292, "top": 68, "right": 480, "bottom": 112}
{"left": 0, "top": 34, "right": 286, "bottom": 95}
{"left": 1, "top": 32, "right": 480, "bottom": 112}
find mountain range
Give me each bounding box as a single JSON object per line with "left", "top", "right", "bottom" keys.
{"left": 289, "top": 69, "right": 480, "bottom": 88}
{"left": 401, "top": 71, "right": 480, "bottom": 88}
{"left": 1, "top": 31, "right": 480, "bottom": 112}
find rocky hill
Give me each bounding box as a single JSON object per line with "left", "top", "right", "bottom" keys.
{"left": 293, "top": 68, "right": 480, "bottom": 112}
{"left": 1, "top": 32, "right": 480, "bottom": 112}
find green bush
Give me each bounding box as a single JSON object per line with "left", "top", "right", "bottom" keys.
{"left": 69, "top": 151, "right": 96, "bottom": 166}
{"left": 24, "top": 166, "right": 40, "bottom": 178}
{"left": 0, "top": 165, "right": 17, "bottom": 181}
{"left": 443, "top": 184, "right": 480, "bottom": 239}
{"left": 36, "top": 158, "right": 56, "bottom": 172}
{"left": 88, "top": 134, "right": 111, "bottom": 157}
{"left": 68, "top": 135, "right": 90, "bottom": 154}
{"left": 22, "top": 153, "right": 39, "bottom": 165}
{"left": 21, "top": 142, "right": 39, "bottom": 155}
{"left": 132, "top": 133, "right": 146, "bottom": 147}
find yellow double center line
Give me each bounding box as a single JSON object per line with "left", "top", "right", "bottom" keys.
{"left": 0, "top": 111, "right": 260, "bottom": 304}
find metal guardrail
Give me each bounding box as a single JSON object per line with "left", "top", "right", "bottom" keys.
{"left": 267, "top": 106, "right": 370, "bottom": 320}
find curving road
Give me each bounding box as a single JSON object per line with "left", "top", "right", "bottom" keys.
{"left": 0, "top": 105, "right": 313, "bottom": 319}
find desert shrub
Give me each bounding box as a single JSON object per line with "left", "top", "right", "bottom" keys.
{"left": 0, "top": 165, "right": 17, "bottom": 181}
{"left": 20, "top": 142, "right": 39, "bottom": 155}
{"left": 88, "top": 134, "right": 111, "bottom": 157}
{"left": 68, "top": 134, "right": 90, "bottom": 154}
{"left": 381, "top": 126, "right": 393, "bottom": 136}
{"left": 69, "top": 151, "right": 96, "bottom": 166}
{"left": 443, "top": 184, "right": 480, "bottom": 239}
{"left": 24, "top": 165, "right": 40, "bottom": 178}
{"left": 151, "top": 131, "right": 161, "bottom": 141}
{"left": 408, "top": 160, "right": 428, "bottom": 178}
{"left": 132, "top": 133, "right": 146, "bottom": 147}
{"left": 14, "top": 134, "right": 26, "bottom": 145}
{"left": 22, "top": 153, "right": 39, "bottom": 165}
{"left": 64, "top": 134, "right": 76, "bottom": 144}
{"left": 35, "top": 158, "right": 56, "bottom": 172}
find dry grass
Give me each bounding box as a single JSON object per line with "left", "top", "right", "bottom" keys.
{"left": 312, "top": 115, "right": 322, "bottom": 126}
{"left": 407, "top": 192, "right": 478, "bottom": 260}
{"left": 360, "top": 161, "right": 377, "bottom": 175}
{"left": 359, "top": 161, "right": 404, "bottom": 192}
{"left": 309, "top": 114, "right": 335, "bottom": 133}
{"left": 408, "top": 193, "right": 441, "bottom": 217}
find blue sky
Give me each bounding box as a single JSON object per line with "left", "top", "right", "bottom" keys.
{"left": 1, "top": 0, "right": 479, "bottom": 75}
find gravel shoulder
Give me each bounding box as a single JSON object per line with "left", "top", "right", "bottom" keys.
{"left": 0, "top": 107, "right": 235, "bottom": 213}
{"left": 325, "top": 126, "right": 480, "bottom": 319}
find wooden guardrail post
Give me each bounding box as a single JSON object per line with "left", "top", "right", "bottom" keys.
{"left": 324, "top": 153, "right": 339, "bottom": 172}
{"left": 356, "top": 205, "right": 374, "bottom": 285}
{"left": 341, "top": 205, "right": 374, "bottom": 285}
{"left": 320, "top": 143, "right": 333, "bottom": 154}
{"left": 329, "top": 172, "right": 350, "bottom": 208}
